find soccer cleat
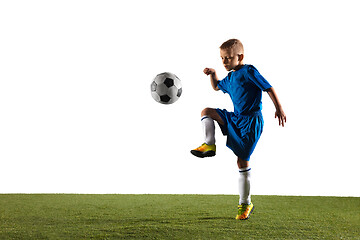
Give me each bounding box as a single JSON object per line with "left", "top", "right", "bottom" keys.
{"left": 190, "top": 143, "right": 216, "bottom": 158}
{"left": 235, "top": 203, "right": 254, "bottom": 220}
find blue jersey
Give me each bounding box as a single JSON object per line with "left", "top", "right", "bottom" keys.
{"left": 217, "top": 64, "right": 272, "bottom": 116}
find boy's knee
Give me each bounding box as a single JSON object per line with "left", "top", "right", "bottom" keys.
{"left": 201, "top": 107, "right": 224, "bottom": 126}
{"left": 201, "top": 107, "right": 214, "bottom": 117}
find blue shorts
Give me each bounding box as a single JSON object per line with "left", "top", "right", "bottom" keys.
{"left": 215, "top": 109, "right": 264, "bottom": 161}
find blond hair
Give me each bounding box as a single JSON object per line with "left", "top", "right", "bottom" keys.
{"left": 220, "top": 39, "right": 244, "bottom": 54}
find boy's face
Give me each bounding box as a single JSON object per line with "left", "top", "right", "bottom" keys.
{"left": 220, "top": 48, "right": 243, "bottom": 71}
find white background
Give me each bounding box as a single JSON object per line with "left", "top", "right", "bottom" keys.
{"left": 1, "top": 0, "right": 359, "bottom": 196}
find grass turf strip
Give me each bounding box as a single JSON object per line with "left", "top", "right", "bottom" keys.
{"left": 0, "top": 194, "right": 359, "bottom": 239}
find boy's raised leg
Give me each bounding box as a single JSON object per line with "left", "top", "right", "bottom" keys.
{"left": 190, "top": 108, "right": 223, "bottom": 158}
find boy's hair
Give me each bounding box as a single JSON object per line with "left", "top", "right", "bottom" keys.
{"left": 220, "top": 39, "right": 244, "bottom": 54}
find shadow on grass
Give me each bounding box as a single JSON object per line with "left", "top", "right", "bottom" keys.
{"left": 197, "top": 216, "right": 234, "bottom": 221}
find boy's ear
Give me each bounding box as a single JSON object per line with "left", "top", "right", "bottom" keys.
{"left": 238, "top": 54, "right": 244, "bottom": 62}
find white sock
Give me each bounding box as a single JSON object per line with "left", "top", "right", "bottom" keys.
{"left": 238, "top": 167, "right": 251, "bottom": 205}
{"left": 201, "top": 115, "right": 215, "bottom": 145}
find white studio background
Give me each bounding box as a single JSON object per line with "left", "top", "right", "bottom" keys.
{"left": 0, "top": 0, "right": 359, "bottom": 196}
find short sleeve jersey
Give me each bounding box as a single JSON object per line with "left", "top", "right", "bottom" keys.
{"left": 217, "top": 64, "right": 272, "bottom": 116}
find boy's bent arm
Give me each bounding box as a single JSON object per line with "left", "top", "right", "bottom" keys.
{"left": 210, "top": 73, "right": 220, "bottom": 91}
{"left": 204, "top": 68, "right": 219, "bottom": 91}
{"left": 266, "top": 87, "right": 286, "bottom": 127}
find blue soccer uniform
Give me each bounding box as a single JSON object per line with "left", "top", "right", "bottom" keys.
{"left": 216, "top": 64, "right": 272, "bottom": 161}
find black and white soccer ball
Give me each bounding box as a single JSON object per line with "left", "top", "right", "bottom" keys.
{"left": 150, "top": 72, "right": 182, "bottom": 104}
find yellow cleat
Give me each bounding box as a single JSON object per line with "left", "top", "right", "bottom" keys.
{"left": 190, "top": 143, "right": 216, "bottom": 158}
{"left": 235, "top": 203, "right": 254, "bottom": 220}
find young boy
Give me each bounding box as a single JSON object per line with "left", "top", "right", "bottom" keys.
{"left": 191, "top": 39, "right": 286, "bottom": 220}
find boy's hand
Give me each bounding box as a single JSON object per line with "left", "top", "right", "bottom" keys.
{"left": 204, "top": 68, "right": 219, "bottom": 91}
{"left": 266, "top": 87, "right": 286, "bottom": 127}
{"left": 275, "top": 108, "right": 286, "bottom": 127}
{"left": 203, "top": 68, "right": 216, "bottom": 76}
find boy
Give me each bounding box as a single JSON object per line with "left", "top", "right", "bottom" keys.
{"left": 191, "top": 39, "right": 286, "bottom": 220}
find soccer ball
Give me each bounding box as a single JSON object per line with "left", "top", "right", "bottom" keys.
{"left": 150, "top": 72, "right": 182, "bottom": 104}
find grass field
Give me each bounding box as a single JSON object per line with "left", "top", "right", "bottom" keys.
{"left": 0, "top": 194, "right": 359, "bottom": 239}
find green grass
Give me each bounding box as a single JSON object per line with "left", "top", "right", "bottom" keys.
{"left": 0, "top": 195, "right": 359, "bottom": 239}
